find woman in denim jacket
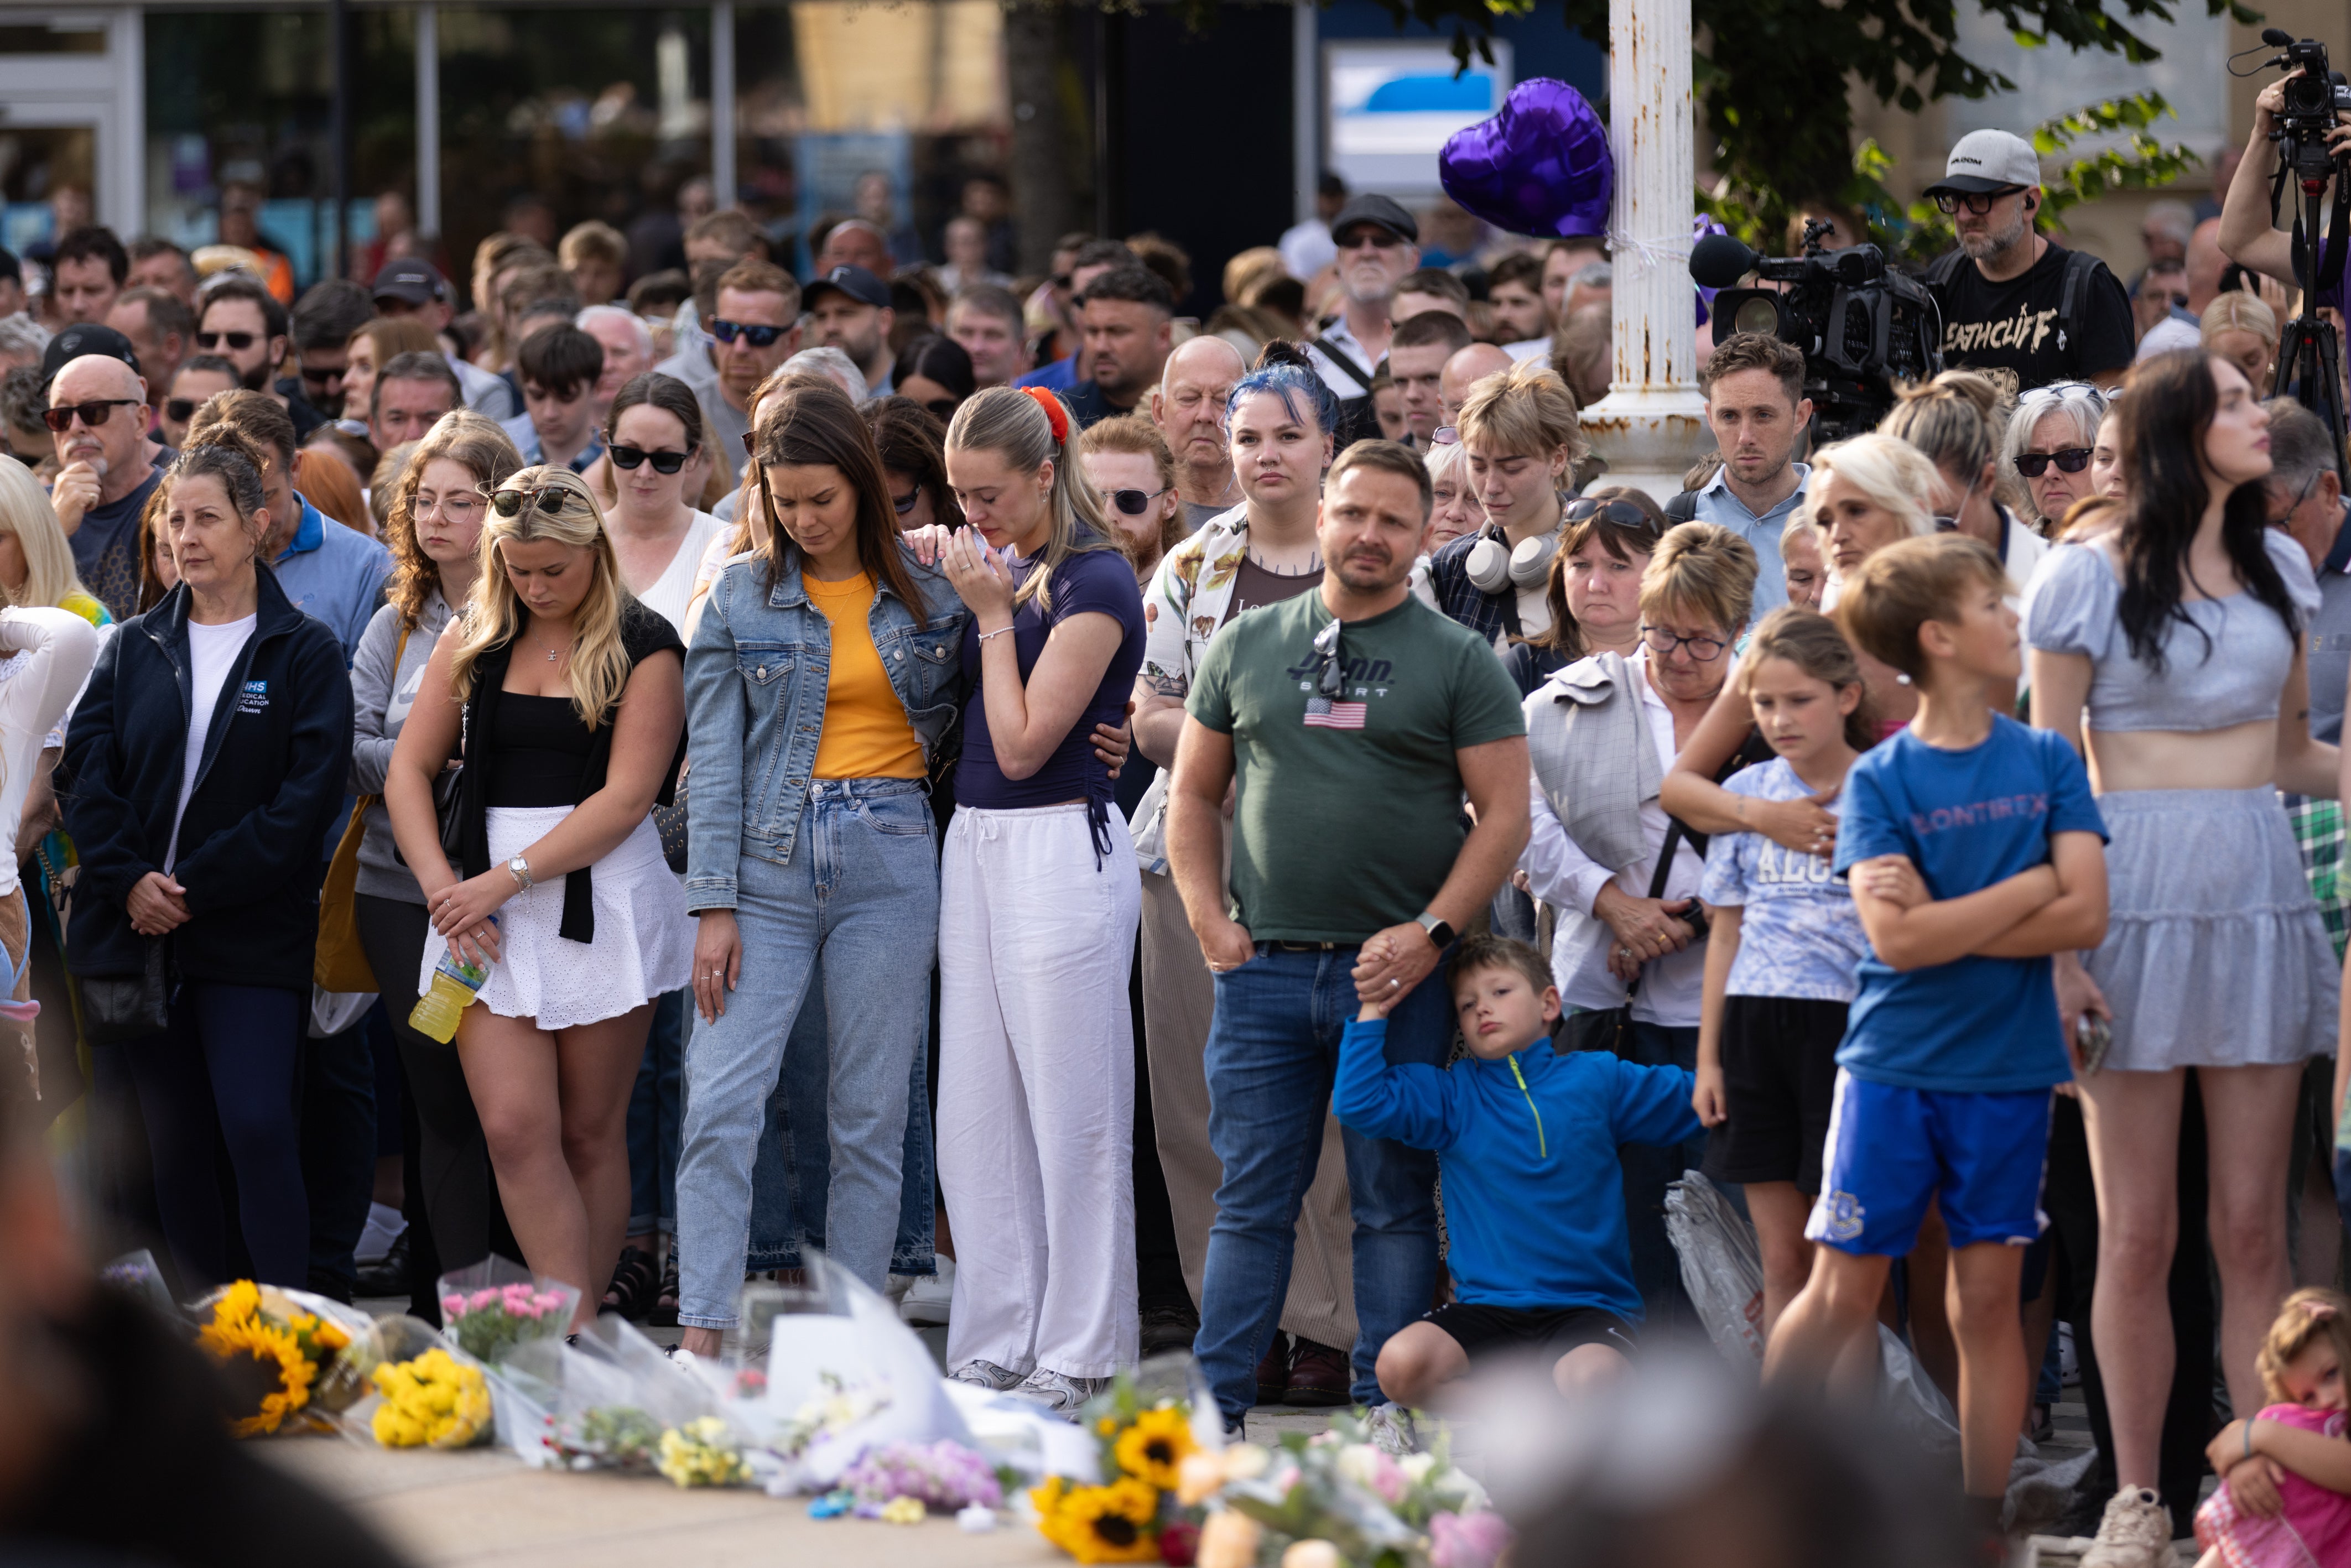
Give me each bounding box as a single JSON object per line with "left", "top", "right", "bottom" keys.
{"left": 672, "top": 381, "right": 968, "bottom": 1348}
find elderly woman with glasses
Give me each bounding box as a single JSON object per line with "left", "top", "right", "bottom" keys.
{"left": 1522, "top": 520, "right": 1760, "bottom": 1324}
{"left": 385, "top": 464, "right": 691, "bottom": 1330}
{"left": 2002, "top": 379, "right": 2109, "bottom": 533}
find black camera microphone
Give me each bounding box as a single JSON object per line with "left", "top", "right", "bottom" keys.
{"left": 1691, "top": 233, "right": 1760, "bottom": 290}
{"left": 2266, "top": 27, "right": 2296, "bottom": 47}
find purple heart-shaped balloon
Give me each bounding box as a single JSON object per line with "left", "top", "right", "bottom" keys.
{"left": 1439, "top": 77, "right": 1613, "bottom": 239}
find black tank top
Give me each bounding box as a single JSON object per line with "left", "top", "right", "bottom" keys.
{"left": 484, "top": 692, "right": 595, "bottom": 808}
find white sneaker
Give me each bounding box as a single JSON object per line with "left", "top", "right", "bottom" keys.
{"left": 948, "top": 1358, "right": 1024, "bottom": 1392}
{"left": 2078, "top": 1487, "right": 2171, "bottom": 1568}
{"left": 1010, "top": 1368, "right": 1109, "bottom": 1418}
{"left": 1363, "top": 1403, "right": 1418, "bottom": 1456}
{"left": 355, "top": 1201, "right": 407, "bottom": 1266}
{"left": 901, "top": 1255, "right": 954, "bottom": 1326}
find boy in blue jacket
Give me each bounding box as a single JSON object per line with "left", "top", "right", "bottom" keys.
{"left": 1335, "top": 933, "right": 1703, "bottom": 1405}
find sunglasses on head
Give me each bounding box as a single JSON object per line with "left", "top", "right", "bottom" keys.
{"left": 1931, "top": 186, "right": 2027, "bottom": 217}
{"left": 1564, "top": 496, "right": 1653, "bottom": 529}
{"left": 1430, "top": 425, "right": 1460, "bottom": 447}
{"left": 1101, "top": 486, "right": 1168, "bottom": 517}
{"left": 2015, "top": 447, "right": 2093, "bottom": 478}
{"left": 608, "top": 444, "right": 689, "bottom": 474}
{"left": 487, "top": 484, "right": 572, "bottom": 518}
{"left": 42, "top": 398, "right": 138, "bottom": 433}
{"left": 195, "top": 330, "right": 257, "bottom": 352}
{"left": 710, "top": 319, "right": 787, "bottom": 348}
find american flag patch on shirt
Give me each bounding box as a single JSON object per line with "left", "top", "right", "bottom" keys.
{"left": 1303, "top": 697, "right": 1367, "bottom": 730}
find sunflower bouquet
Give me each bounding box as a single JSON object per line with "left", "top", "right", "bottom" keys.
{"left": 191, "top": 1280, "right": 367, "bottom": 1437}
{"left": 1031, "top": 1374, "right": 1211, "bottom": 1564}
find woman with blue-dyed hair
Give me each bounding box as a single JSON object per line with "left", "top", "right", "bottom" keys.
{"left": 1127, "top": 337, "right": 1364, "bottom": 1403}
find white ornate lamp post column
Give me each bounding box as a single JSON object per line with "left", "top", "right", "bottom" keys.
{"left": 1577, "top": 0, "right": 1713, "bottom": 499}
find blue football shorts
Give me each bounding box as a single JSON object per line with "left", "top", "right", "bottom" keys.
{"left": 1804, "top": 1069, "right": 2052, "bottom": 1256}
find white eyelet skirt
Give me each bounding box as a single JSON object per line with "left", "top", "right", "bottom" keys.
{"left": 418, "top": 806, "right": 693, "bottom": 1032}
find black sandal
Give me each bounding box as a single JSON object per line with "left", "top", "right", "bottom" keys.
{"left": 600, "top": 1245, "right": 658, "bottom": 1320}
{"left": 647, "top": 1248, "right": 681, "bottom": 1328}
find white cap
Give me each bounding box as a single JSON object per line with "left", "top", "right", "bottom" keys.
{"left": 1926, "top": 129, "right": 2042, "bottom": 196}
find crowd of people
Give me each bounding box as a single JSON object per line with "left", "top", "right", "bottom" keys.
{"left": 2, "top": 98, "right": 2351, "bottom": 1566}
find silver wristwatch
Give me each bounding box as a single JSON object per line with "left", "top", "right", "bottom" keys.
{"left": 507, "top": 855, "right": 534, "bottom": 892}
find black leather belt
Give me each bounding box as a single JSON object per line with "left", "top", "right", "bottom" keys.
{"left": 1268, "top": 940, "right": 1342, "bottom": 952}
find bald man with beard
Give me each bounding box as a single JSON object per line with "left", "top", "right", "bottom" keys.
{"left": 1439, "top": 342, "right": 1514, "bottom": 428}
{"left": 46, "top": 353, "right": 160, "bottom": 621}
{"left": 1150, "top": 335, "right": 1245, "bottom": 532}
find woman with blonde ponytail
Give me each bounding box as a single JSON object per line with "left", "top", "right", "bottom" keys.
{"left": 934, "top": 386, "right": 1149, "bottom": 1411}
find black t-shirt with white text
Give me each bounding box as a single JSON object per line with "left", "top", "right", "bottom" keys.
{"left": 1929, "top": 242, "right": 2134, "bottom": 394}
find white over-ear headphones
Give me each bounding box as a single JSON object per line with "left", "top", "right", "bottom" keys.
{"left": 1465, "top": 530, "right": 1559, "bottom": 593}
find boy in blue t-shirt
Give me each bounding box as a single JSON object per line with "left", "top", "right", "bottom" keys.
{"left": 1335, "top": 934, "right": 1702, "bottom": 1406}
{"left": 1761, "top": 535, "right": 2108, "bottom": 1515}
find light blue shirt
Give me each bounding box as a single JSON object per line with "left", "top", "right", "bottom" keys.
{"left": 273, "top": 497, "right": 393, "bottom": 663}
{"left": 1689, "top": 461, "right": 1809, "bottom": 616}
{"left": 498, "top": 409, "right": 604, "bottom": 473}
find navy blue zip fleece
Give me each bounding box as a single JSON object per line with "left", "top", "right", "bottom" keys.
{"left": 61, "top": 567, "right": 355, "bottom": 992}
{"left": 1334, "top": 1018, "right": 1703, "bottom": 1320}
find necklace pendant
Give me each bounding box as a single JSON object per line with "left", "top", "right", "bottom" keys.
{"left": 546, "top": 648, "right": 558, "bottom": 662}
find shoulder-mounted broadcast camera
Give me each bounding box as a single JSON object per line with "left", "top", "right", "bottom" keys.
{"left": 2245, "top": 28, "right": 2350, "bottom": 447}
{"left": 1691, "top": 220, "right": 1943, "bottom": 444}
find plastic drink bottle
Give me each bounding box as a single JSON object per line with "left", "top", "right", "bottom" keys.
{"left": 409, "top": 918, "right": 496, "bottom": 1044}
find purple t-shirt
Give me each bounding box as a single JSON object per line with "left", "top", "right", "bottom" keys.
{"left": 956, "top": 541, "right": 1146, "bottom": 811}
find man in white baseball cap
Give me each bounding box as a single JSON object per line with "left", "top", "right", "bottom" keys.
{"left": 1921, "top": 129, "right": 2134, "bottom": 392}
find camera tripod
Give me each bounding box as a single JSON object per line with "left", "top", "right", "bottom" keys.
{"left": 2268, "top": 119, "right": 2350, "bottom": 446}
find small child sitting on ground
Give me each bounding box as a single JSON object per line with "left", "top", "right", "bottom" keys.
{"left": 1335, "top": 933, "right": 1704, "bottom": 1405}
{"left": 2196, "top": 1288, "right": 2351, "bottom": 1568}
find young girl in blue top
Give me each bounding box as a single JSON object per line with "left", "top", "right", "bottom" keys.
{"left": 1693, "top": 607, "right": 1875, "bottom": 1339}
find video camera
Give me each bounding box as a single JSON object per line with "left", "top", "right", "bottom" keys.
{"left": 2265, "top": 30, "right": 2351, "bottom": 183}
{"left": 1690, "top": 220, "right": 1943, "bottom": 444}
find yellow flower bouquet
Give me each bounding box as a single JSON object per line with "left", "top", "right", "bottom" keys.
{"left": 190, "top": 1280, "right": 370, "bottom": 1437}
{"left": 370, "top": 1346, "right": 494, "bottom": 1449}
{"left": 333, "top": 1314, "right": 497, "bottom": 1450}
{"left": 1031, "top": 1369, "right": 1217, "bottom": 1564}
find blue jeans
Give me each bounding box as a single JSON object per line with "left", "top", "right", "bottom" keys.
{"left": 675, "top": 779, "right": 937, "bottom": 1326}
{"left": 746, "top": 983, "right": 937, "bottom": 1275}
{"left": 627, "top": 990, "right": 686, "bottom": 1235}
{"left": 1613, "top": 1020, "right": 1706, "bottom": 1328}
{"left": 1197, "top": 944, "right": 1450, "bottom": 1419}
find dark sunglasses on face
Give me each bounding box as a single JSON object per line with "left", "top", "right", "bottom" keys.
{"left": 607, "top": 444, "right": 690, "bottom": 474}
{"left": 488, "top": 485, "right": 570, "bottom": 518}
{"left": 2015, "top": 447, "right": 2093, "bottom": 478}
{"left": 1102, "top": 486, "right": 1168, "bottom": 517}
{"left": 299, "top": 365, "right": 342, "bottom": 387}
{"left": 195, "top": 330, "right": 257, "bottom": 351}
{"left": 42, "top": 398, "right": 138, "bottom": 433}
{"left": 164, "top": 397, "right": 198, "bottom": 423}
{"left": 923, "top": 398, "right": 958, "bottom": 419}
{"left": 892, "top": 488, "right": 921, "bottom": 516}
{"left": 710, "top": 319, "right": 787, "bottom": 348}
{"left": 1931, "top": 186, "right": 2027, "bottom": 217}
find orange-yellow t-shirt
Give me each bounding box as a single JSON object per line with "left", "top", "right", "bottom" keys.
{"left": 803, "top": 572, "right": 925, "bottom": 779}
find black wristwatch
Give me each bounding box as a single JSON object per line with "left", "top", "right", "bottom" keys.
{"left": 1416, "top": 912, "right": 1455, "bottom": 948}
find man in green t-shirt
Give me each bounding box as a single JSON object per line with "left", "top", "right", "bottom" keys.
{"left": 1168, "top": 440, "right": 1529, "bottom": 1431}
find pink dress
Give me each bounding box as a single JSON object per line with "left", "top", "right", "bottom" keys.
{"left": 2196, "top": 1405, "right": 2351, "bottom": 1568}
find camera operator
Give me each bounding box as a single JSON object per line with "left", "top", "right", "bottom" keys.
{"left": 2217, "top": 69, "right": 2351, "bottom": 324}
{"left": 1922, "top": 130, "right": 2135, "bottom": 393}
